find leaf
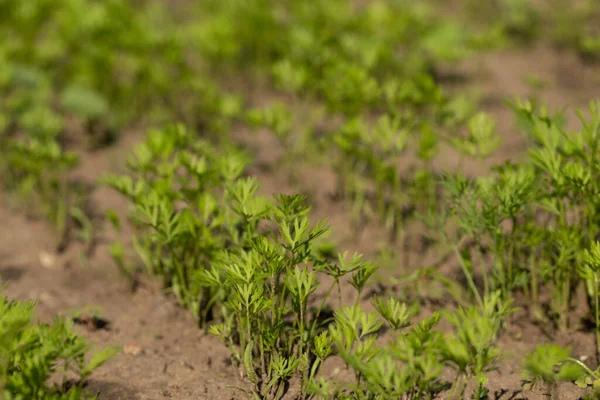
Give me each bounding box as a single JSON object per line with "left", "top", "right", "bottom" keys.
{"left": 82, "top": 345, "right": 121, "bottom": 379}
{"left": 60, "top": 85, "right": 110, "bottom": 119}
{"left": 575, "top": 377, "right": 588, "bottom": 388}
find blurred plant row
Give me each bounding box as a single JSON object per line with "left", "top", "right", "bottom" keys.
{"left": 3, "top": 0, "right": 600, "bottom": 398}
{"left": 455, "top": 0, "right": 600, "bottom": 60}
{"left": 0, "top": 0, "right": 240, "bottom": 249}
{"left": 3, "top": 0, "right": 598, "bottom": 248}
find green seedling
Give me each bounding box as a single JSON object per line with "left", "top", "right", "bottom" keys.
{"left": 442, "top": 291, "right": 517, "bottom": 399}
{"left": 0, "top": 291, "right": 118, "bottom": 399}
{"left": 182, "top": 182, "right": 393, "bottom": 399}
{"left": 450, "top": 111, "right": 501, "bottom": 168}
{"left": 441, "top": 164, "right": 536, "bottom": 306}
{"left": 1, "top": 135, "right": 81, "bottom": 250}
{"left": 102, "top": 124, "right": 257, "bottom": 326}
{"left": 331, "top": 115, "right": 411, "bottom": 246}
{"left": 11, "top": 1, "right": 599, "bottom": 399}
{"left": 437, "top": 100, "right": 600, "bottom": 334}
{"left": 321, "top": 297, "right": 514, "bottom": 399}
{"left": 188, "top": 0, "right": 487, "bottom": 239}
{"left": 579, "top": 241, "right": 600, "bottom": 364}
{"left": 0, "top": 0, "right": 247, "bottom": 235}
{"left": 204, "top": 194, "right": 376, "bottom": 399}
{"left": 522, "top": 344, "right": 588, "bottom": 400}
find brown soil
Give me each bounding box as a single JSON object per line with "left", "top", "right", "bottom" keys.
{"left": 2, "top": 44, "right": 600, "bottom": 399}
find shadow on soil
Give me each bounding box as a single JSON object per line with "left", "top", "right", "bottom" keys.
{"left": 86, "top": 380, "right": 140, "bottom": 400}
{"left": 0, "top": 265, "right": 25, "bottom": 282}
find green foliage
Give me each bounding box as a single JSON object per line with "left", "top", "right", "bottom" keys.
{"left": 450, "top": 112, "right": 501, "bottom": 163}
{"left": 325, "top": 308, "right": 446, "bottom": 400}
{"left": 206, "top": 195, "right": 338, "bottom": 399}
{"left": 523, "top": 344, "right": 585, "bottom": 384}
{"left": 186, "top": 0, "right": 489, "bottom": 256}
{"left": 332, "top": 115, "right": 410, "bottom": 239}
{"left": 442, "top": 291, "right": 517, "bottom": 398}
{"left": 522, "top": 344, "right": 587, "bottom": 400}
{"left": 246, "top": 102, "right": 293, "bottom": 141}
{"left": 101, "top": 124, "right": 256, "bottom": 324}
{"left": 441, "top": 100, "right": 600, "bottom": 333}
{"left": 579, "top": 241, "right": 600, "bottom": 367}
{"left": 0, "top": 0, "right": 193, "bottom": 125}
{"left": 7, "top": 0, "right": 600, "bottom": 398}
{"left": 190, "top": 0, "right": 476, "bottom": 91}
{"left": 460, "top": 0, "right": 600, "bottom": 60}
{"left": 0, "top": 0, "right": 242, "bottom": 235}
{"left": 0, "top": 134, "right": 80, "bottom": 242}
{"left": 107, "top": 121, "right": 527, "bottom": 398}
{"left": 306, "top": 291, "right": 515, "bottom": 399}
{"left": 0, "top": 292, "right": 118, "bottom": 399}
{"left": 462, "top": 0, "right": 541, "bottom": 43}
{"left": 0, "top": 57, "right": 80, "bottom": 240}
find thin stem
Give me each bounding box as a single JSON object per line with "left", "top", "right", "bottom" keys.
{"left": 475, "top": 241, "right": 490, "bottom": 299}
{"left": 274, "top": 379, "right": 284, "bottom": 400}
{"left": 354, "top": 287, "right": 362, "bottom": 308}
{"left": 531, "top": 250, "right": 538, "bottom": 304}
{"left": 565, "top": 357, "right": 599, "bottom": 378}
{"left": 452, "top": 243, "right": 484, "bottom": 309}
{"left": 449, "top": 373, "right": 465, "bottom": 400}
{"left": 492, "top": 231, "right": 505, "bottom": 298}
{"left": 560, "top": 270, "right": 571, "bottom": 332}
{"left": 299, "top": 302, "right": 305, "bottom": 355}
{"left": 307, "top": 280, "right": 337, "bottom": 340}
{"left": 337, "top": 278, "right": 343, "bottom": 310}
{"left": 595, "top": 273, "right": 600, "bottom": 366}
{"left": 549, "top": 382, "right": 558, "bottom": 400}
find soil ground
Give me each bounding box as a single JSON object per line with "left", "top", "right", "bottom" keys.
{"left": 2, "top": 43, "right": 600, "bottom": 399}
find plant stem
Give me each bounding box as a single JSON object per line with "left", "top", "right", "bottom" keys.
{"left": 475, "top": 241, "right": 490, "bottom": 298}
{"left": 595, "top": 273, "right": 600, "bottom": 366}
{"left": 337, "top": 278, "right": 343, "bottom": 310}
{"left": 452, "top": 243, "right": 484, "bottom": 309}
{"left": 549, "top": 382, "right": 559, "bottom": 400}
{"left": 559, "top": 271, "right": 571, "bottom": 332}
{"left": 307, "top": 280, "right": 337, "bottom": 340}
{"left": 530, "top": 251, "right": 539, "bottom": 310}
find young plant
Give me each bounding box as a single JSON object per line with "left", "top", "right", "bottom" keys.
{"left": 320, "top": 299, "right": 446, "bottom": 400}
{"left": 0, "top": 0, "right": 244, "bottom": 237}
{"left": 439, "top": 100, "right": 600, "bottom": 332}
{"left": 441, "top": 291, "right": 517, "bottom": 399}
{"left": 204, "top": 194, "right": 370, "bottom": 399}
{"left": 317, "top": 296, "right": 513, "bottom": 399}
{"left": 101, "top": 124, "right": 257, "bottom": 326}
{"left": 0, "top": 291, "right": 118, "bottom": 399}
{"left": 245, "top": 101, "right": 317, "bottom": 181}
{"left": 512, "top": 99, "right": 600, "bottom": 331}
{"left": 440, "top": 165, "right": 536, "bottom": 308}
{"left": 450, "top": 111, "right": 501, "bottom": 168}
{"left": 579, "top": 241, "right": 600, "bottom": 364}
{"left": 522, "top": 344, "right": 587, "bottom": 400}
{"left": 331, "top": 115, "right": 410, "bottom": 245}
{"left": 1, "top": 135, "right": 81, "bottom": 249}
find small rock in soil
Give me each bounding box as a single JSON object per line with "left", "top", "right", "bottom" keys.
{"left": 123, "top": 344, "right": 144, "bottom": 356}
{"left": 39, "top": 251, "right": 58, "bottom": 269}
{"left": 39, "top": 291, "right": 60, "bottom": 308}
